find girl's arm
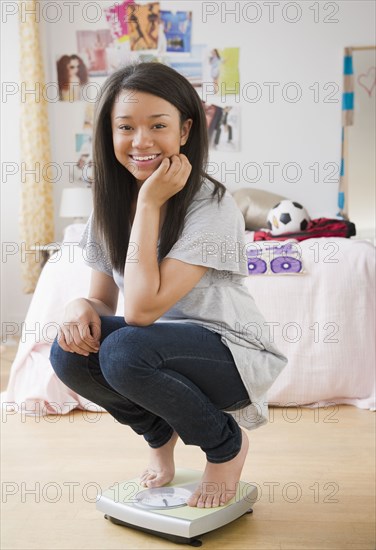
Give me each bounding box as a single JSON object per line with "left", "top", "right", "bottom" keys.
{"left": 123, "top": 155, "right": 208, "bottom": 326}
{"left": 87, "top": 270, "right": 119, "bottom": 316}
{"left": 59, "top": 271, "right": 119, "bottom": 355}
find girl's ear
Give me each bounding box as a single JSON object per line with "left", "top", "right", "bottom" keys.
{"left": 180, "top": 118, "right": 193, "bottom": 146}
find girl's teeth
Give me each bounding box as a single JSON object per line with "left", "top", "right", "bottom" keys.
{"left": 132, "top": 155, "right": 158, "bottom": 161}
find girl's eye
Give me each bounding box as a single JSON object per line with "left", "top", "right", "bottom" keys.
{"left": 118, "top": 124, "right": 166, "bottom": 131}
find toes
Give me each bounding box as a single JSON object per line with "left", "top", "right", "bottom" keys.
{"left": 140, "top": 470, "right": 175, "bottom": 489}
{"left": 187, "top": 489, "right": 222, "bottom": 508}
{"left": 140, "top": 470, "right": 157, "bottom": 487}
{"left": 187, "top": 491, "right": 200, "bottom": 508}
{"left": 196, "top": 495, "right": 206, "bottom": 508}
{"left": 204, "top": 495, "right": 214, "bottom": 508}
{"left": 220, "top": 490, "right": 236, "bottom": 506}
{"left": 187, "top": 488, "right": 236, "bottom": 507}
{"left": 140, "top": 469, "right": 154, "bottom": 479}
{"left": 146, "top": 476, "right": 161, "bottom": 488}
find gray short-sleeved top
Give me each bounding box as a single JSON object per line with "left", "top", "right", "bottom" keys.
{"left": 79, "top": 180, "right": 288, "bottom": 430}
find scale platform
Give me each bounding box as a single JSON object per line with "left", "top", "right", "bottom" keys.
{"left": 96, "top": 468, "right": 258, "bottom": 546}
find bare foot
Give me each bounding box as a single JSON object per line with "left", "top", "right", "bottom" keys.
{"left": 187, "top": 429, "right": 249, "bottom": 508}
{"left": 139, "top": 432, "right": 179, "bottom": 488}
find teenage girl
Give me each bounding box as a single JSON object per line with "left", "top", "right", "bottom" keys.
{"left": 50, "top": 62, "right": 287, "bottom": 509}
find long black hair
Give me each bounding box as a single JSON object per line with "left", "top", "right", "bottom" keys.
{"left": 92, "top": 62, "right": 226, "bottom": 274}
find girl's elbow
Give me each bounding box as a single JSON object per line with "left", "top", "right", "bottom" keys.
{"left": 124, "top": 310, "right": 154, "bottom": 327}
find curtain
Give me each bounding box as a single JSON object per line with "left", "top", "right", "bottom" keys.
{"left": 19, "top": 0, "right": 54, "bottom": 293}
{"left": 338, "top": 47, "right": 354, "bottom": 217}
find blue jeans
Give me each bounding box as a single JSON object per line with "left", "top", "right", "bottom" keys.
{"left": 49, "top": 317, "right": 251, "bottom": 463}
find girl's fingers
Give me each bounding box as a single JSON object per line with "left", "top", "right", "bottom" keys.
{"left": 88, "top": 321, "right": 101, "bottom": 344}
{"left": 64, "top": 325, "right": 86, "bottom": 355}
{"left": 61, "top": 324, "right": 93, "bottom": 356}
{"left": 156, "top": 156, "right": 170, "bottom": 175}
{"left": 77, "top": 323, "right": 100, "bottom": 352}
{"left": 139, "top": 154, "right": 191, "bottom": 204}
{"left": 57, "top": 332, "right": 71, "bottom": 353}
{"left": 71, "top": 325, "right": 97, "bottom": 355}
{"left": 180, "top": 156, "right": 192, "bottom": 177}
{"left": 168, "top": 154, "right": 190, "bottom": 181}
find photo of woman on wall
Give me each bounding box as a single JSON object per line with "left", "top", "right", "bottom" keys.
{"left": 56, "top": 54, "right": 89, "bottom": 102}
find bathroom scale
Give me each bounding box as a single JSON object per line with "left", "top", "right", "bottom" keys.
{"left": 96, "top": 468, "right": 258, "bottom": 546}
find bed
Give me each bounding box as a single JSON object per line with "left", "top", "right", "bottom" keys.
{"left": 2, "top": 223, "right": 375, "bottom": 416}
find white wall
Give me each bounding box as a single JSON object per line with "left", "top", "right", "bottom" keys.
{"left": 1, "top": 0, "right": 375, "bottom": 331}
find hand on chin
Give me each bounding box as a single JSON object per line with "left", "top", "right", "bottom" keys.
{"left": 138, "top": 154, "right": 191, "bottom": 207}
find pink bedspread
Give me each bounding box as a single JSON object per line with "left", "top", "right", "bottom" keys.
{"left": 2, "top": 225, "right": 111, "bottom": 415}
{"left": 2, "top": 225, "right": 375, "bottom": 416}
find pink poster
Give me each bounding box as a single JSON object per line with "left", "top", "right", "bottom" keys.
{"left": 105, "top": 0, "right": 134, "bottom": 42}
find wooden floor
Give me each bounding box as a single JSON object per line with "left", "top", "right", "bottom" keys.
{"left": 1, "top": 343, "right": 375, "bottom": 550}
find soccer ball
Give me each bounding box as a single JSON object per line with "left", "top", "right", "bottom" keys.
{"left": 267, "top": 200, "right": 310, "bottom": 236}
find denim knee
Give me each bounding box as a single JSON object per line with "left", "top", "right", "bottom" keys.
{"left": 49, "top": 338, "right": 84, "bottom": 388}
{"left": 98, "top": 329, "right": 149, "bottom": 393}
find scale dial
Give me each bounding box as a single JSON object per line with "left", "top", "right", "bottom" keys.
{"left": 134, "top": 487, "right": 192, "bottom": 509}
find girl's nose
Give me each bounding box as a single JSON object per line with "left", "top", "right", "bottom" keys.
{"left": 131, "top": 129, "right": 153, "bottom": 149}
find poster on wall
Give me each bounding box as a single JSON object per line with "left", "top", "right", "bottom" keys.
{"left": 166, "top": 44, "right": 206, "bottom": 87}
{"left": 56, "top": 54, "right": 89, "bottom": 101}
{"left": 83, "top": 103, "right": 94, "bottom": 132}
{"left": 208, "top": 47, "right": 240, "bottom": 95}
{"left": 106, "top": 41, "right": 133, "bottom": 73}
{"left": 204, "top": 103, "right": 240, "bottom": 151}
{"left": 76, "top": 29, "right": 114, "bottom": 76}
{"left": 75, "top": 133, "right": 93, "bottom": 184}
{"left": 203, "top": 102, "right": 222, "bottom": 141}
{"left": 104, "top": 0, "right": 134, "bottom": 42}
{"left": 76, "top": 133, "right": 92, "bottom": 156}
{"left": 160, "top": 10, "right": 192, "bottom": 53}
{"left": 127, "top": 2, "right": 160, "bottom": 51}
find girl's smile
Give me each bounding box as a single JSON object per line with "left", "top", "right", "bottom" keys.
{"left": 111, "top": 91, "right": 192, "bottom": 187}
{"left": 128, "top": 153, "right": 162, "bottom": 169}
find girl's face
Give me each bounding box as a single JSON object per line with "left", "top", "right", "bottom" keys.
{"left": 111, "top": 90, "right": 192, "bottom": 186}
{"left": 68, "top": 59, "right": 80, "bottom": 75}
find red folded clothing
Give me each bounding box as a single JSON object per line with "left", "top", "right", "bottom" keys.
{"left": 254, "top": 218, "right": 356, "bottom": 241}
